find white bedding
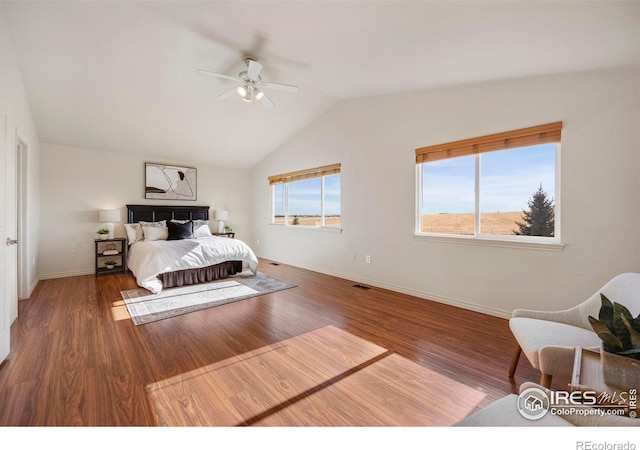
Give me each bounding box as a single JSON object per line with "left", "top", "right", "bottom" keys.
{"left": 127, "top": 236, "right": 258, "bottom": 294}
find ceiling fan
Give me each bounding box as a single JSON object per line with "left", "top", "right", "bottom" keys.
{"left": 197, "top": 57, "right": 300, "bottom": 109}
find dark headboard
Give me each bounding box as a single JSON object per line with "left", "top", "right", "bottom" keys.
{"left": 126, "top": 204, "right": 209, "bottom": 223}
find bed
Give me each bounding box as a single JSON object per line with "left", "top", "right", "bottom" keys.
{"left": 125, "top": 204, "right": 258, "bottom": 294}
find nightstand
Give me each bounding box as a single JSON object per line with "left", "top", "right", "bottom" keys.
{"left": 95, "top": 238, "right": 127, "bottom": 276}
{"left": 213, "top": 232, "right": 235, "bottom": 238}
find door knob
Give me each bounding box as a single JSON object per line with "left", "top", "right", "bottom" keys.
{"left": 5, "top": 238, "right": 17, "bottom": 246}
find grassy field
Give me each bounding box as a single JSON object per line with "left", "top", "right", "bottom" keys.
{"left": 420, "top": 211, "right": 523, "bottom": 235}
{"left": 273, "top": 212, "right": 522, "bottom": 235}
{"left": 274, "top": 216, "right": 341, "bottom": 227}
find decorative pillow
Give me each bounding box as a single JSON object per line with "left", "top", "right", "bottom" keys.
{"left": 140, "top": 220, "right": 167, "bottom": 228}
{"left": 124, "top": 223, "right": 143, "bottom": 244}
{"left": 142, "top": 226, "right": 168, "bottom": 241}
{"left": 193, "top": 220, "right": 213, "bottom": 238}
{"left": 167, "top": 220, "right": 194, "bottom": 240}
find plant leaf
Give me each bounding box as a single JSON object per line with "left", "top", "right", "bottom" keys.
{"left": 614, "top": 301, "right": 634, "bottom": 321}
{"left": 589, "top": 316, "right": 624, "bottom": 352}
{"left": 589, "top": 316, "right": 610, "bottom": 334}
{"left": 634, "top": 314, "right": 640, "bottom": 332}
{"left": 599, "top": 331, "right": 625, "bottom": 353}
{"left": 598, "top": 293, "right": 614, "bottom": 329}
{"left": 612, "top": 303, "right": 633, "bottom": 348}
{"left": 621, "top": 315, "right": 640, "bottom": 350}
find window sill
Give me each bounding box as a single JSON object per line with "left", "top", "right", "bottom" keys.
{"left": 413, "top": 233, "right": 564, "bottom": 252}
{"left": 270, "top": 224, "right": 343, "bottom": 234}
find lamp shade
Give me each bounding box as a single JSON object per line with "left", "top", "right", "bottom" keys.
{"left": 99, "top": 209, "right": 121, "bottom": 223}
{"left": 214, "top": 210, "right": 229, "bottom": 221}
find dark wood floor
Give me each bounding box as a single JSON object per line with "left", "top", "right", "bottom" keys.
{"left": 0, "top": 258, "right": 545, "bottom": 426}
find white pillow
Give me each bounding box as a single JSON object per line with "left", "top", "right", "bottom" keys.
{"left": 140, "top": 220, "right": 167, "bottom": 228}
{"left": 139, "top": 220, "right": 167, "bottom": 241}
{"left": 124, "top": 223, "right": 143, "bottom": 244}
{"left": 193, "top": 220, "right": 212, "bottom": 238}
{"left": 142, "top": 226, "right": 168, "bottom": 241}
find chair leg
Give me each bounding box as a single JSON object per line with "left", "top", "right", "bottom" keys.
{"left": 540, "top": 373, "right": 552, "bottom": 388}
{"left": 508, "top": 345, "right": 522, "bottom": 378}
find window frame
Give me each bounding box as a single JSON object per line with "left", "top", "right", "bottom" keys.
{"left": 269, "top": 164, "right": 341, "bottom": 230}
{"left": 415, "top": 124, "right": 564, "bottom": 251}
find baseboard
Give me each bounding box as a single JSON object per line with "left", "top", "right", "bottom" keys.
{"left": 18, "top": 276, "right": 41, "bottom": 301}
{"left": 284, "top": 261, "right": 512, "bottom": 319}
{"left": 28, "top": 276, "right": 40, "bottom": 297}
{"left": 39, "top": 260, "right": 511, "bottom": 318}
{"left": 39, "top": 269, "right": 95, "bottom": 280}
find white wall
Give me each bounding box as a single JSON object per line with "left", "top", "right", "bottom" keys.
{"left": 39, "top": 143, "right": 251, "bottom": 279}
{"left": 0, "top": 4, "right": 40, "bottom": 312}
{"left": 250, "top": 67, "right": 640, "bottom": 318}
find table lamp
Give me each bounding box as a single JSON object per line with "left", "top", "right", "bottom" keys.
{"left": 99, "top": 209, "right": 121, "bottom": 239}
{"left": 214, "top": 210, "right": 229, "bottom": 234}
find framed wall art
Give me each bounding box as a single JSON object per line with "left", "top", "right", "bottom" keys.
{"left": 145, "top": 162, "right": 197, "bottom": 201}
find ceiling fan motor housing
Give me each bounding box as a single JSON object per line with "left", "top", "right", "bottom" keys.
{"left": 197, "top": 55, "right": 298, "bottom": 109}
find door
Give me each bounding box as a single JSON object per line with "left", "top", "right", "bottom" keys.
{"left": 0, "top": 101, "right": 16, "bottom": 363}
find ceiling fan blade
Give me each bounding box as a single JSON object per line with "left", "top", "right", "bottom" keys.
{"left": 196, "top": 69, "right": 239, "bottom": 83}
{"left": 256, "top": 90, "right": 274, "bottom": 109}
{"left": 216, "top": 87, "right": 238, "bottom": 100}
{"left": 260, "top": 82, "right": 300, "bottom": 94}
{"left": 246, "top": 59, "right": 263, "bottom": 80}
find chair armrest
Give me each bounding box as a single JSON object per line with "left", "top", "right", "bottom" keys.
{"left": 511, "top": 303, "right": 596, "bottom": 330}
{"left": 537, "top": 345, "right": 580, "bottom": 379}
{"left": 512, "top": 308, "right": 567, "bottom": 320}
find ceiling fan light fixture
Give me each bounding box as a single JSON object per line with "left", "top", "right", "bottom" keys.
{"left": 239, "top": 85, "right": 254, "bottom": 103}
{"left": 198, "top": 56, "right": 299, "bottom": 109}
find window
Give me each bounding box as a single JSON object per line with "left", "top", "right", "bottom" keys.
{"left": 416, "top": 122, "right": 561, "bottom": 241}
{"left": 269, "top": 164, "right": 341, "bottom": 228}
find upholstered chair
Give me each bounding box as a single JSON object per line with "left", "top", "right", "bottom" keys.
{"left": 508, "top": 272, "right": 640, "bottom": 387}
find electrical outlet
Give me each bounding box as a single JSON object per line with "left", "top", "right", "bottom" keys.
{"left": 71, "top": 250, "right": 77, "bottom": 257}
{"left": 366, "top": 255, "right": 371, "bottom": 264}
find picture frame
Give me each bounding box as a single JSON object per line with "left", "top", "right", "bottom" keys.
{"left": 145, "top": 162, "right": 197, "bottom": 201}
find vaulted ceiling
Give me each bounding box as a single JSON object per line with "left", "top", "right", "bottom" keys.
{"left": 3, "top": 1, "right": 640, "bottom": 169}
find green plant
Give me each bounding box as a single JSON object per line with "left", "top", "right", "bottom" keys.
{"left": 97, "top": 228, "right": 109, "bottom": 235}
{"left": 105, "top": 260, "right": 117, "bottom": 266}
{"left": 588, "top": 294, "right": 640, "bottom": 360}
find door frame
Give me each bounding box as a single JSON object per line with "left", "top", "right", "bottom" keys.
{"left": 16, "top": 135, "right": 28, "bottom": 302}
{"left": 0, "top": 99, "right": 14, "bottom": 363}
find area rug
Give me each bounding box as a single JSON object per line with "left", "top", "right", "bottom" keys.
{"left": 121, "top": 272, "right": 296, "bottom": 325}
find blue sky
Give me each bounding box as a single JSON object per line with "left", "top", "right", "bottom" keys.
{"left": 274, "top": 174, "right": 341, "bottom": 216}
{"left": 421, "top": 143, "right": 556, "bottom": 214}
{"left": 274, "top": 144, "right": 555, "bottom": 217}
